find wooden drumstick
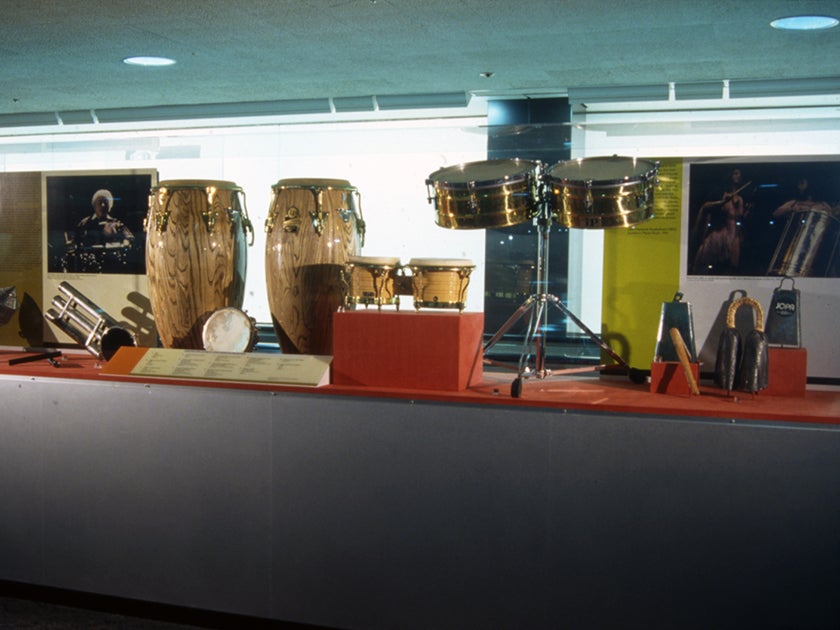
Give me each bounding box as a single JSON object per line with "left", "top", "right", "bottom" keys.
{"left": 669, "top": 327, "right": 700, "bottom": 396}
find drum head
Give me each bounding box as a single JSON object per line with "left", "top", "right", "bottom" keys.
{"left": 347, "top": 255, "right": 401, "bottom": 267}
{"left": 153, "top": 179, "right": 242, "bottom": 192}
{"left": 202, "top": 307, "right": 256, "bottom": 353}
{"left": 546, "top": 156, "right": 657, "bottom": 186}
{"left": 272, "top": 178, "right": 356, "bottom": 191}
{"left": 408, "top": 257, "right": 474, "bottom": 269}
{"left": 427, "top": 159, "right": 539, "bottom": 189}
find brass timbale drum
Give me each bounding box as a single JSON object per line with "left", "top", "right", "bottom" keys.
{"left": 202, "top": 307, "right": 258, "bottom": 353}
{"left": 545, "top": 156, "right": 658, "bottom": 229}
{"left": 343, "top": 255, "right": 402, "bottom": 309}
{"left": 425, "top": 159, "right": 541, "bottom": 229}
{"left": 146, "top": 180, "right": 252, "bottom": 349}
{"left": 407, "top": 258, "right": 474, "bottom": 311}
{"left": 265, "top": 178, "right": 365, "bottom": 354}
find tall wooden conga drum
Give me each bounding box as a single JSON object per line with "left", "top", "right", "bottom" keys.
{"left": 146, "top": 180, "right": 252, "bottom": 348}
{"left": 265, "top": 178, "right": 364, "bottom": 355}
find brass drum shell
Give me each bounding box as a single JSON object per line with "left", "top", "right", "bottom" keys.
{"left": 545, "top": 156, "right": 658, "bottom": 229}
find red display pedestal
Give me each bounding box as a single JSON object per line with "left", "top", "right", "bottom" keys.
{"left": 650, "top": 361, "right": 700, "bottom": 397}
{"left": 332, "top": 310, "right": 484, "bottom": 391}
{"left": 766, "top": 347, "right": 808, "bottom": 397}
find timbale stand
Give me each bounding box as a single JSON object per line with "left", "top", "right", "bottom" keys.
{"left": 482, "top": 204, "right": 638, "bottom": 398}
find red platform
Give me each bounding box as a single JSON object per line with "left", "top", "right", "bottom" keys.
{"left": 332, "top": 310, "right": 484, "bottom": 391}
{"left": 766, "top": 347, "right": 808, "bottom": 397}
{"left": 650, "top": 361, "right": 701, "bottom": 397}
{"left": 1, "top": 349, "right": 838, "bottom": 425}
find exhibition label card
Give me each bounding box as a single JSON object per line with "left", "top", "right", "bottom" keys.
{"left": 108, "top": 347, "right": 331, "bottom": 387}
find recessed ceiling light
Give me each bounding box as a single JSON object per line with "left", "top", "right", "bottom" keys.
{"left": 770, "top": 15, "right": 839, "bottom": 30}
{"left": 123, "top": 56, "right": 177, "bottom": 67}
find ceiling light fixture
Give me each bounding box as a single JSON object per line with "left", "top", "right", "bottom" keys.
{"left": 770, "top": 15, "right": 839, "bottom": 30}
{"left": 123, "top": 56, "right": 177, "bottom": 67}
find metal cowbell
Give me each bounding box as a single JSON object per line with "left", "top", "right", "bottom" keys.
{"left": 654, "top": 292, "right": 697, "bottom": 363}
{"left": 765, "top": 276, "right": 801, "bottom": 347}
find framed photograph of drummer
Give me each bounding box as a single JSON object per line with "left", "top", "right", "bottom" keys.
{"left": 45, "top": 171, "right": 155, "bottom": 275}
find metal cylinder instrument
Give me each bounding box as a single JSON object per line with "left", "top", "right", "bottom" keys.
{"left": 45, "top": 281, "right": 137, "bottom": 361}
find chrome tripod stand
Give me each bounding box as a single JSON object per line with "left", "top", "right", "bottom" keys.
{"left": 482, "top": 200, "right": 638, "bottom": 398}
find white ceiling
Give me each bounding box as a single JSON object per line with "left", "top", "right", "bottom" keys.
{"left": 1, "top": 0, "right": 839, "bottom": 120}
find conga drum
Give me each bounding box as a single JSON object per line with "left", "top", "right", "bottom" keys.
{"left": 265, "top": 178, "right": 365, "bottom": 354}
{"left": 145, "top": 180, "right": 252, "bottom": 349}
{"left": 544, "top": 156, "right": 659, "bottom": 229}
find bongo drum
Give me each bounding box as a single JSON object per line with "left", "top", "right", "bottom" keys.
{"left": 265, "top": 178, "right": 364, "bottom": 354}
{"left": 343, "top": 255, "right": 402, "bottom": 309}
{"left": 146, "top": 180, "right": 252, "bottom": 349}
{"left": 545, "top": 156, "right": 658, "bottom": 229}
{"left": 426, "top": 159, "right": 540, "bottom": 229}
{"left": 407, "top": 258, "right": 474, "bottom": 311}
{"left": 202, "top": 307, "right": 258, "bottom": 353}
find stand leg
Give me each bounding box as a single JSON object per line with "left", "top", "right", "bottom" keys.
{"left": 545, "top": 294, "right": 629, "bottom": 370}
{"left": 483, "top": 296, "right": 537, "bottom": 354}
{"left": 518, "top": 295, "right": 549, "bottom": 377}
{"left": 482, "top": 193, "right": 641, "bottom": 397}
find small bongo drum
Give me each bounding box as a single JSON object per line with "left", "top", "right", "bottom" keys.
{"left": 343, "top": 255, "right": 402, "bottom": 309}
{"left": 407, "top": 258, "right": 474, "bottom": 312}
{"left": 202, "top": 307, "right": 258, "bottom": 353}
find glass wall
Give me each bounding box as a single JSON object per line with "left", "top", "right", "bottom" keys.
{"left": 0, "top": 105, "right": 490, "bottom": 325}
{"left": 1, "top": 93, "right": 838, "bottom": 376}
{"left": 571, "top": 93, "right": 840, "bottom": 379}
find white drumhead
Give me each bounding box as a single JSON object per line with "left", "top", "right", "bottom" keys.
{"left": 427, "top": 159, "right": 538, "bottom": 187}
{"left": 408, "top": 257, "right": 474, "bottom": 268}
{"left": 202, "top": 307, "right": 255, "bottom": 353}
{"left": 547, "top": 156, "right": 656, "bottom": 185}
{"left": 272, "top": 178, "right": 355, "bottom": 191}
{"left": 153, "top": 179, "right": 242, "bottom": 192}
{"left": 347, "top": 255, "right": 401, "bottom": 267}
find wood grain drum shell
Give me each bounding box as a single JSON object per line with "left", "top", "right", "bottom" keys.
{"left": 265, "top": 178, "right": 364, "bottom": 355}
{"left": 343, "top": 255, "right": 402, "bottom": 309}
{"left": 145, "top": 180, "right": 250, "bottom": 349}
{"left": 407, "top": 258, "right": 474, "bottom": 311}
